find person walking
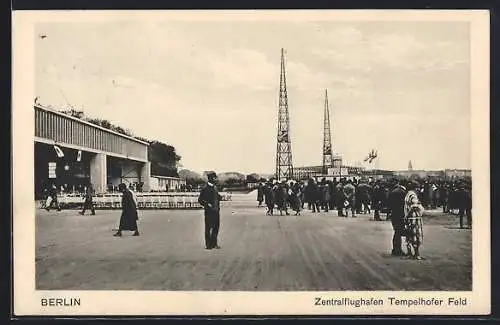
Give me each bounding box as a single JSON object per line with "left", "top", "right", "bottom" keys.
{"left": 198, "top": 172, "right": 222, "bottom": 249}
{"left": 257, "top": 182, "right": 264, "bottom": 207}
{"left": 79, "top": 182, "right": 96, "bottom": 215}
{"left": 114, "top": 183, "right": 140, "bottom": 237}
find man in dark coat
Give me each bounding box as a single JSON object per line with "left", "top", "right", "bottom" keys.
{"left": 304, "top": 178, "right": 319, "bottom": 213}
{"left": 264, "top": 182, "right": 276, "bottom": 215}
{"left": 275, "top": 181, "right": 290, "bottom": 216}
{"left": 328, "top": 180, "right": 336, "bottom": 211}
{"left": 335, "top": 179, "right": 345, "bottom": 217}
{"left": 457, "top": 182, "right": 472, "bottom": 229}
{"left": 198, "top": 172, "right": 222, "bottom": 249}
{"left": 357, "top": 180, "right": 372, "bottom": 214}
{"left": 319, "top": 178, "right": 330, "bottom": 212}
{"left": 79, "top": 182, "right": 96, "bottom": 215}
{"left": 388, "top": 180, "right": 406, "bottom": 256}
{"left": 372, "top": 181, "right": 384, "bottom": 221}
{"left": 114, "top": 183, "right": 139, "bottom": 237}
{"left": 257, "top": 182, "right": 264, "bottom": 207}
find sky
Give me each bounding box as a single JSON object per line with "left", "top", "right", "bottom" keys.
{"left": 35, "top": 19, "right": 471, "bottom": 175}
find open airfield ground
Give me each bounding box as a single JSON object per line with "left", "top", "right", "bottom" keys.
{"left": 36, "top": 192, "right": 472, "bottom": 291}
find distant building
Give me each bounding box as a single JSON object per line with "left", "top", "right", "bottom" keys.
{"left": 444, "top": 169, "right": 472, "bottom": 179}
{"left": 394, "top": 170, "right": 445, "bottom": 179}
{"left": 293, "top": 163, "right": 365, "bottom": 181}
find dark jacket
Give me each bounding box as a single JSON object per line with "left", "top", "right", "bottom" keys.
{"left": 198, "top": 184, "right": 222, "bottom": 212}
{"left": 388, "top": 185, "right": 406, "bottom": 219}
{"left": 264, "top": 185, "right": 275, "bottom": 205}
{"left": 304, "top": 183, "right": 318, "bottom": 203}
{"left": 457, "top": 188, "right": 472, "bottom": 210}
{"left": 119, "top": 189, "right": 139, "bottom": 231}
{"left": 85, "top": 185, "right": 94, "bottom": 199}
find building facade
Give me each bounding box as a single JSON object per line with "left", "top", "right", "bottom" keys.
{"left": 34, "top": 104, "right": 151, "bottom": 197}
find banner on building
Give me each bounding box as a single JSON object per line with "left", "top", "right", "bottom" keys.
{"left": 53, "top": 145, "right": 64, "bottom": 158}
{"left": 48, "top": 162, "right": 56, "bottom": 179}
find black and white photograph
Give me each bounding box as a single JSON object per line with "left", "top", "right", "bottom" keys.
{"left": 13, "top": 10, "right": 490, "bottom": 316}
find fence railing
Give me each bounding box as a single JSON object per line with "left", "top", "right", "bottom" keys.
{"left": 38, "top": 192, "right": 232, "bottom": 210}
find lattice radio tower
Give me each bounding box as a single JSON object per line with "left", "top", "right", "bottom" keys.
{"left": 322, "top": 89, "right": 333, "bottom": 174}
{"left": 275, "top": 48, "right": 294, "bottom": 181}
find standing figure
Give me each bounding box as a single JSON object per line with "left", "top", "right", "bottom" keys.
{"left": 357, "top": 180, "right": 371, "bottom": 214}
{"left": 335, "top": 179, "right": 345, "bottom": 217}
{"left": 372, "top": 181, "right": 384, "bottom": 221}
{"left": 457, "top": 182, "right": 472, "bottom": 229}
{"left": 320, "top": 179, "right": 330, "bottom": 212}
{"left": 114, "top": 183, "right": 139, "bottom": 237}
{"left": 275, "top": 181, "right": 290, "bottom": 216}
{"left": 198, "top": 172, "right": 222, "bottom": 249}
{"left": 388, "top": 180, "right": 406, "bottom": 256}
{"left": 342, "top": 179, "right": 356, "bottom": 218}
{"left": 328, "top": 180, "right": 336, "bottom": 211}
{"left": 404, "top": 181, "right": 425, "bottom": 260}
{"left": 300, "top": 181, "right": 306, "bottom": 209}
{"left": 264, "top": 182, "right": 276, "bottom": 215}
{"left": 440, "top": 184, "right": 450, "bottom": 213}
{"left": 44, "top": 183, "right": 61, "bottom": 212}
{"left": 79, "top": 182, "right": 96, "bottom": 215}
{"left": 304, "top": 178, "right": 319, "bottom": 213}
{"left": 257, "top": 183, "right": 264, "bottom": 207}
{"left": 290, "top": 182, "right": 302, "bottom": 215}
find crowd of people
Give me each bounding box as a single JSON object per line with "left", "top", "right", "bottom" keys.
{"left": 256, "top": 176, "right": 472, "bottom": 258}
{"left": 256, "top": 177, "right": 472, "bottom": 221}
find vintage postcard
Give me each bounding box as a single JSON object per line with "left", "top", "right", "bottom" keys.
{"left": 12, "top": 10, "right": 490, "bottom": 316}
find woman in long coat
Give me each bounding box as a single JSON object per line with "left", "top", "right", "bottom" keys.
{"left": 114, "top": 183, "right": 139, "bottom": 237}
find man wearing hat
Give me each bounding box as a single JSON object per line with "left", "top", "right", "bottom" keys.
{"left": 388, "top": 179, "right": 406, "bottom": 256}
{"left": 198, "top": 172, "right": 222, "bottom": 249}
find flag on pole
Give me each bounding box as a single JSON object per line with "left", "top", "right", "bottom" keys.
{"left": 53, "top": 145, "right": 64, "bottom": 158}
{"left": 76, "top": 150, "right": 82, "bottom": 162}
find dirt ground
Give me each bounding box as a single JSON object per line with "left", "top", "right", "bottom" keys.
{"left": 36, "top": 192, "right": 472, "bottom": 291}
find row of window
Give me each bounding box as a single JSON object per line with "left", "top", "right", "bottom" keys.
{"left": 35, "top": 108, "right": 147, "bottom": 160}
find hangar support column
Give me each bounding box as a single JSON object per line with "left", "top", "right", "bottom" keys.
{"left": 90, "top": 153, "right": 107, "bottom": 193}
{"left": 140, "top": 161, "right": 151, "bottom": 192}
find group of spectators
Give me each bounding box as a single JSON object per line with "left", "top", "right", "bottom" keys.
{"left": 256, "top": 176, "right": 473, "bottom": 228}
